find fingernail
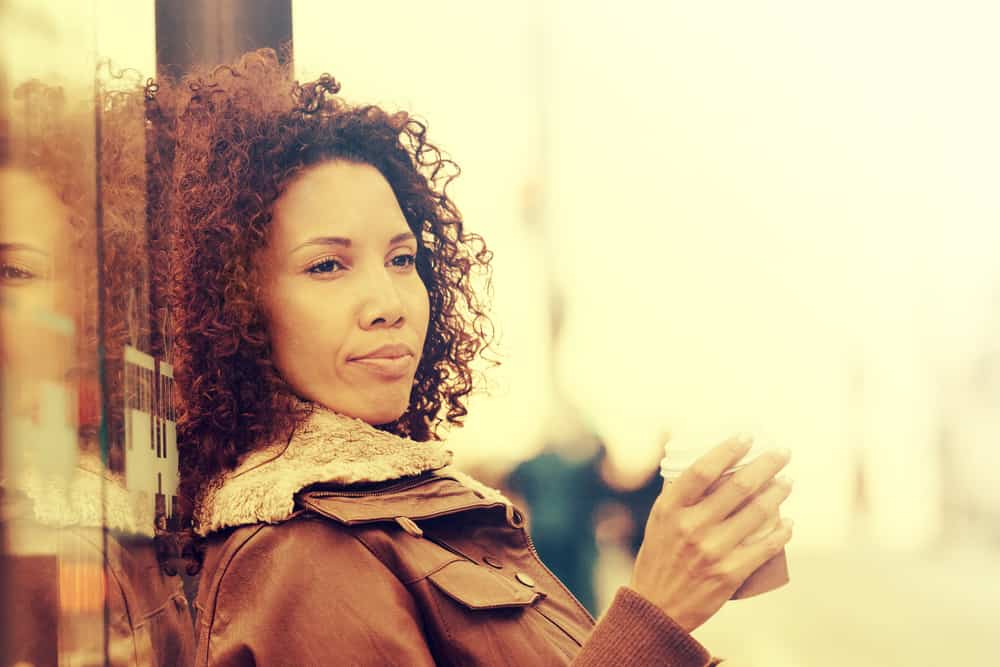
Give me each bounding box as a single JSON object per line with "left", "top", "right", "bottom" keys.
{"left": 775, "top": 448, "right": 792, "bottom": 461}
{"left": 783, "top": 518, "right": 795, "bottom": 530}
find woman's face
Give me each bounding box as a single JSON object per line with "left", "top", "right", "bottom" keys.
{"left": 0, "top": 167, "right": 78, "bottom": 420}
{"left": 259, "top": 160, "right": 430, "bottom": 425}
{"left": 0, "top": 168, "right": 72, "bottom": 313}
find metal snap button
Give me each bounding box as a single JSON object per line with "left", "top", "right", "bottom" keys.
{"left": 483, "top": 555, "right": 504, "bottom": 569}
{"left": 514, "top": 572, "right": 536, "bottom": 588}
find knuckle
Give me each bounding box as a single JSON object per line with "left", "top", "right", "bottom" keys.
{"left": 750, "top": 495, "right": 777, "bottom": 519}
{"left": 677, "top": 514, "right": 700, "bottom": 540}
{"left": 741, "top": 505, "right": 769, "bottom": 530}
{"left": 766, "top": 485, "right": 792, "bottom": 510}
{"left": 723, "top": 568, "right": 743, "bottom": 587}
{"left": 767, "top": 535, "right": 788, "bottom": 554}
{"left": 728, "top": 474, "right": 755, "bottom": 496}
{"left": 765, "top": 526, "right": 791, "bottom": 551}
{"left": 768, "top": 449, "right": 791, "bottom": 466}
{"left": 688, "top": 463, "right": 715, "bottom": 487}
{"left": 693, "top": 540, "right": 723, "bottom": 564}
{"left": 706, "top": 562, "right": 741, "bottom": 587}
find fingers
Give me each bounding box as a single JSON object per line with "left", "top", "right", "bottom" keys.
{"left": 700, "top": 475, "right": 793, "bottom": 555}
{"left": 695, "top": 448, "right": 791, "bottom": 523}
{"left": 729, "top": 516, "right": 794, "bottom": 583}
{"left": 667, "top": 435, "right": 754, "bottom": 507}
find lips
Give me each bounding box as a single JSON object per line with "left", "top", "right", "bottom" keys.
{"left": 350, "top": 343, "right": 414, "bottom": 361}
{"left": 348, "top": 343, "right": 415, "bottom": 380}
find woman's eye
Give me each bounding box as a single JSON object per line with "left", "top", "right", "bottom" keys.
{"left": 0, "top": 263, "right": 38, "bottom": 282}
{"left": 390, "top": 254, "right": 416, "bottom": 269}
{"left": 306, "top": 258, "right": 343, "bottom": 275}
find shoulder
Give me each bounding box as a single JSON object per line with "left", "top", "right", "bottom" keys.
{"left": 201, "top": 513, "right": 396, "bottom": 597}
{"left": 194, "top": 515, "right": 436, "bottom": 666}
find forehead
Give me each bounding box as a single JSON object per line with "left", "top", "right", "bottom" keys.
{"left": 0, "top": 168, "right": 70, "bottom": 247}
{"left": 270, "top": 160, "right": 409, "bottom": 248}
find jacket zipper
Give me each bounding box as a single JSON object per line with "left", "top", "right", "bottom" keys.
{"left": 523, "top": 529, "right": 597, "bottom": 625}
{"left": 306, "top": 474, "right": 443, "bottom": 498}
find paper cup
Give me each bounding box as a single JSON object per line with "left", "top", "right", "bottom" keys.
{"left": 660, "top": 436, "right": 789, "bottom": 599}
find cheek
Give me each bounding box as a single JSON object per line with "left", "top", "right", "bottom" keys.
{"left": 264, "top": 287, "right": 311, "bottom": 375}
{"left": 266, "top": 285, "right": 351, "bottom": 372}
{"left": 410, "top": 283, "right": 431, "bottom": 340}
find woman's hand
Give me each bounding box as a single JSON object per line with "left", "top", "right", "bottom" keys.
{"left": 629, "top": 436, "right": 794, "bottom": 632}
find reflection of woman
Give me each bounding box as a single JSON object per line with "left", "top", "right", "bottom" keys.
{"left": 0, "top": 80, "right": 195, "bottom": 666}
{"left": 168, "top": 50, "right": 792, "bottom": 667}
{"left": 0, "top": 167, "right": 77, "bottom": 434}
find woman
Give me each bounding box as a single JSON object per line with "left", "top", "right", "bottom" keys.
{"left": 165, "top": 50, "right": 793, "bottom": 667}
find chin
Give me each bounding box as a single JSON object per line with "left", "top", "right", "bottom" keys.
{"left": 307, "top": 383, "right": 412, "bottom": 427}
{"left": 332, "top": 397, "right": 409, "bottom": 428}
{"left": 365, "top": 407, "right": 408, "bottom": 427}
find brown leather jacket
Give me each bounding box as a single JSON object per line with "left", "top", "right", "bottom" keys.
{"left": 191, "top": 408, "right": 719, "bottom": 666}
{"left": 194, "top": 472, "right": 718, "bottom": 666}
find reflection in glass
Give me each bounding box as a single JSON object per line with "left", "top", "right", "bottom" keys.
{"left": 1, "top": 41, "right": 194, "bottom": 667}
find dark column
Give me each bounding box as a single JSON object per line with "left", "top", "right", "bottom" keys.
{"left": 148, "top": 0, "right": 293, "bottom": 357}
{"left": 155, "top": 0, "right": 293, "bottom": 78}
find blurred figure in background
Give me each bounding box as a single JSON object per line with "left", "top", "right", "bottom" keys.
{"left": 506, "top": 432, "right": 608, "bottom": 615}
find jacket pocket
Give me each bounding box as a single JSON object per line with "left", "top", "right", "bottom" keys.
{"left": 427, "top": 560, "right": 541, "bottom": 610}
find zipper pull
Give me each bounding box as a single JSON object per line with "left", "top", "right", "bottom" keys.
{"left": 505, "top": 504, "right": 525, "bottom": 528}
{"left": 394, "top": 516, "right": 424, "bottom": 538}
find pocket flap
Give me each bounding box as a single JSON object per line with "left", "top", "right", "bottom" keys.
{"left": 428, "top": 560, "right": 541, "bottom": 610}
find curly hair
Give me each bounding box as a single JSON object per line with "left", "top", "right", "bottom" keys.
{"left": 3, "top": 71, "right": 162, "bottom": 471}
{"left": 158, "top": 50, "right": 496, "bottom": 518}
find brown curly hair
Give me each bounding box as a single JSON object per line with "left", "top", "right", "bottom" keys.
{"left": 2, "top": 73, "right": 150, "bottom": 468}
{"left": 158, "top": 50, "right": 496, "bottom": 518}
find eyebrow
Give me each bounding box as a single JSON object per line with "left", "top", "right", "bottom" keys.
{"left": 0, "top": 242, "right": 49, "bottom": 255}
{"left": 290, "top": 231, "right": 416, "bottom": 254}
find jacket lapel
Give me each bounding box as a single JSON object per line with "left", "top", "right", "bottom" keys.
{"left": 194, "top": 406, "right": 511, "bottom": 536}
{"left": 297, "top": 472, "right": 510, "bottom": 526}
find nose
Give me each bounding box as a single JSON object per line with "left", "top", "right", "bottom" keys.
{"left": 358, "top": 265, "right": 406, "bottom": 330}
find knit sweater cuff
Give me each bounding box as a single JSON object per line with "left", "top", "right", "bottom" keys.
{"left": 572, "top": 587, "right": 714, "bottom": 667}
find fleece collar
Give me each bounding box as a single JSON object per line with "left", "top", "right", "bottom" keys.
{"left": 194, "top": 405, "right": 508, "bottom": 537}
{"left": 9, "top": 455, "right": 155, "bottom": 537}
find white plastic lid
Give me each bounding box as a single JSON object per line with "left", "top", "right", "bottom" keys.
{"left": 659, "top": 435, "right": 766, "bottom": 481}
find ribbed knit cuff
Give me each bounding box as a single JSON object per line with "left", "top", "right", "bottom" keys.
{"left": 572, "top": 587, "right": 713, "bottom": 667}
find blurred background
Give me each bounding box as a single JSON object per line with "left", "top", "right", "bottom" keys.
{"left": 2, "top": 0, "right": 998, "bottom": 665}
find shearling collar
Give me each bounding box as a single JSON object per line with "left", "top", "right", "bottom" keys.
{"left": 194, "top": 405, "right": 509, "bottom": 537}
{"left": 7, "top": 455, "right": 155, "bottom": 538}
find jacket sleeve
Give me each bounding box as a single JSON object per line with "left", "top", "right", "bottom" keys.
{"left": 196, "top": 517, "right": 436, "bottom": 667}
{"left": 571, "top": 587, "right": 724, "bottom": 667}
